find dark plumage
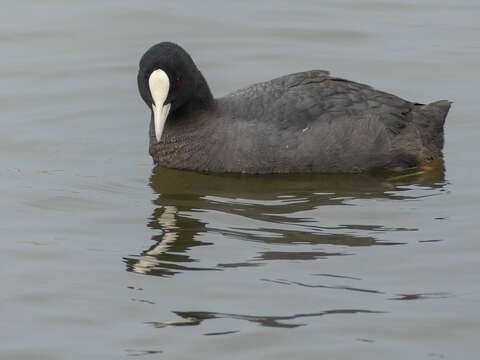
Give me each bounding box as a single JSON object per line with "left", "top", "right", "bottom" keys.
{"left": 138, "top": 42, "right": 451, "bottom": 174}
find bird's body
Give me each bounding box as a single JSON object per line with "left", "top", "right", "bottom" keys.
{"left": 138, "top": 42, "right": 450, "bottom": 174}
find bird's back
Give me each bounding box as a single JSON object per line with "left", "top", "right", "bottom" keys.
{"left": 213, "top": 70, "right": 450, "bottom": 173}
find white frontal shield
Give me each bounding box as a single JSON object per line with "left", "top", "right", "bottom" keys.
{"left": 148, "top": 69, "right": 171, "bottom": 142}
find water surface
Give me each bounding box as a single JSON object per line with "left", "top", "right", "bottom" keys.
{"left": 1, "top": 1, "right": 479, "bottom": 359}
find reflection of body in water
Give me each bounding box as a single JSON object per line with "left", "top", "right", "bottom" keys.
{"left": 124, "top": 161, "right": 446, "bottom": 277}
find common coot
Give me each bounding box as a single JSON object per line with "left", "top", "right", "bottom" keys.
{"left": 137, "top": 42, "right": 451, "bottom": 174}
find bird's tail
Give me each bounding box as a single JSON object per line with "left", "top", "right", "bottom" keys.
{"left": 414, "top": 100, "right": 452, "bottom": 161}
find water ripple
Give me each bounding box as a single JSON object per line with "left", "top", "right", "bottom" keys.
{"left": 148, "top": 309, "right": 384, "bottom": 330}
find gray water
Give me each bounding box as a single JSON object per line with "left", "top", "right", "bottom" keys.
{"left": 2, "top": 1, "right": 479, "bottom": 359}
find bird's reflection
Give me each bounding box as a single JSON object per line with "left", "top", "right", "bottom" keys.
{"left": 124, "top": 204, "right": 214, "bottom": 277}
{"left": 124, "top": 160, "right": 446, "bottom": 277}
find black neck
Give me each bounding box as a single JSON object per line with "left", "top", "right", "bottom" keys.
{"left": 183, "top": 71, "right": 215, "bottom": 114}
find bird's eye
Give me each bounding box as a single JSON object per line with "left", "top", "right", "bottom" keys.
{"left": 175, "top": 77, "right": 181, "bottom": 86}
